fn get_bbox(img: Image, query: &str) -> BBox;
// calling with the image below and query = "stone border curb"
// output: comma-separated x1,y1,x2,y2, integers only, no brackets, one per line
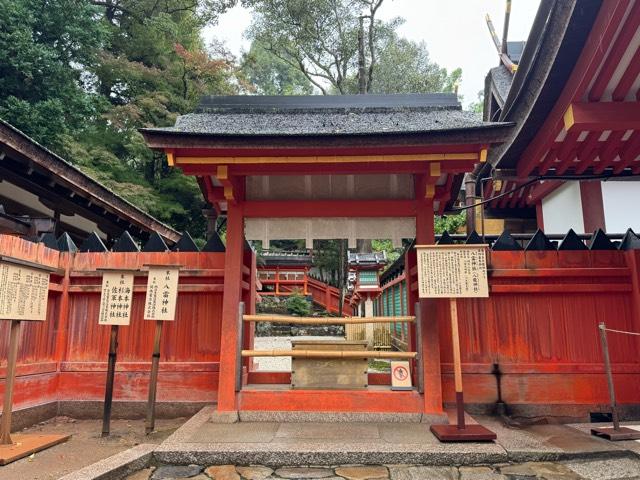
153,441,509,467
58,443,155,480
238,411,437,423
164,405,217,444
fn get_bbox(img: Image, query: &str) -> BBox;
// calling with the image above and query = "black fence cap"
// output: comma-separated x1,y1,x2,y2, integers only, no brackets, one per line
112,231,140,252
142,232,169,252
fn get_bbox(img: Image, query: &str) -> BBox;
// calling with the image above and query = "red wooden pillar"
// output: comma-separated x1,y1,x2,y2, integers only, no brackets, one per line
217,202,245,411
415,198,443,414
54,252,72,366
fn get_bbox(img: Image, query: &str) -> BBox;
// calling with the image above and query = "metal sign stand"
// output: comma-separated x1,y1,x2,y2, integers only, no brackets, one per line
591,322,640,441
430,299,497,442
145,320,163,434
102,324,119,437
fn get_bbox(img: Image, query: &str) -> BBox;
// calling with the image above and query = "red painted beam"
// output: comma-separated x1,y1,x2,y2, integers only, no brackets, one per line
526,180,563,206
613,47,640,101
613,132,640,173
517,1,631,177
243,199,418,218
174,144,487,158
593,130,626,174
538,149,559,175
589,1,640,102
179,161,475,176
574,140,602,175
565,102,640,132
571,132,601,174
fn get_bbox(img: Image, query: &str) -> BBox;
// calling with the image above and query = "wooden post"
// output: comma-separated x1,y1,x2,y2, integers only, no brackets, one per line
145,320,163,434
590,321,640,441
235,302,245,392
599,322,619,430
450,298,465,429
414,303,424,394
102,325,119,437
0,320,21,445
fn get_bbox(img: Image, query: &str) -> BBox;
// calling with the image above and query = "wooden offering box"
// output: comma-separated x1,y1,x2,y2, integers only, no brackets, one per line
291,340,369,390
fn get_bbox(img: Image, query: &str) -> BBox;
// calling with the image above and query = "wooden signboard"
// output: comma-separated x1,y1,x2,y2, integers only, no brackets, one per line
0,262,50,321
0,258,69,463
97,269,137,437
98,271,134,326
144,266,179,321
415,244,496,442
417,245,488,298
142,265,180,434
390,360,412,391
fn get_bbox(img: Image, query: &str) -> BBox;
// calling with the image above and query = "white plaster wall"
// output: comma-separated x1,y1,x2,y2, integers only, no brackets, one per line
602,181,640,233
541,182,584,234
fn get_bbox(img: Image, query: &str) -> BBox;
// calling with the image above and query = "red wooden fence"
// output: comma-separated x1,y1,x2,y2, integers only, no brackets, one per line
1,232,640,416
0,235,256,412
403,249,640,408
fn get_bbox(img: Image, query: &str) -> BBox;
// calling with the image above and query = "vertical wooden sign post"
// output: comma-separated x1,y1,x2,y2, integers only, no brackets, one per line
0,257,70,464
415,244,496,442
97,269,136,437
143,265,180,434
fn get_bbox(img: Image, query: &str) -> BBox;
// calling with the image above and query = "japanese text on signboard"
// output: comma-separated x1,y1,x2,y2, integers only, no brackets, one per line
98,272,134,325
144,267,179,321
0,262,50,321
416,246,489,298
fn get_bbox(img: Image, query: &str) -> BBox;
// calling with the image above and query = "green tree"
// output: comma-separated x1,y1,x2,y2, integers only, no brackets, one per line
241,41,314,95
468,90,484,114
0,0,107,151
0,0,242,241
435,213,466,234
358,29,462,94
245,0,389,94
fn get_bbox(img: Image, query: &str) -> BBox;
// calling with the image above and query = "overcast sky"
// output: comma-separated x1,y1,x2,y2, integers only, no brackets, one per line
203,0,541,108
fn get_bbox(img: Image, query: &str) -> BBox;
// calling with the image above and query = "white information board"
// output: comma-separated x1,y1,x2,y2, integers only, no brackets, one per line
98,271,135,325
416,245,489,298
144,266,179,321
0,262,50,321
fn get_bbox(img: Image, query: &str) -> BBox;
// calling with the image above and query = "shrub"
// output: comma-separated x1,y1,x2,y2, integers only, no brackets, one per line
286,291,312,316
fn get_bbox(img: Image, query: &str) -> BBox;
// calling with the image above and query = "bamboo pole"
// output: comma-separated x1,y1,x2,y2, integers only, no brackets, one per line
241,349,417,359
242,315,415,325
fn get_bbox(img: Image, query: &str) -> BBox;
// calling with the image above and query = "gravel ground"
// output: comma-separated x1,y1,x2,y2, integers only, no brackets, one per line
253,336,344,371
0,417,185,480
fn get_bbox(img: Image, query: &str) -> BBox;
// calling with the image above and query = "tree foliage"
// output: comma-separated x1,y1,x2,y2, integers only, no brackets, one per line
246,1,461,95
241,40,314,95
245,0,387,94
0,0,241,240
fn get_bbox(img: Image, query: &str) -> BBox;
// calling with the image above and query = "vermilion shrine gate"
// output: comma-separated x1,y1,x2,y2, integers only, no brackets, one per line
141,94,511,415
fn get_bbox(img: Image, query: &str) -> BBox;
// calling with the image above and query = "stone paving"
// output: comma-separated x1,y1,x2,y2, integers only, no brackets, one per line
125,459,640,480
62,407,640,480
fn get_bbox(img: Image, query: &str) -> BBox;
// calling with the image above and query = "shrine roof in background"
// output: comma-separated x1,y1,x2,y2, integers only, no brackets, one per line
140,94,513,150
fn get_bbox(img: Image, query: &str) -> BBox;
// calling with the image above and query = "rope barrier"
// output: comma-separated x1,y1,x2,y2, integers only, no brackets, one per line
600,326,640,336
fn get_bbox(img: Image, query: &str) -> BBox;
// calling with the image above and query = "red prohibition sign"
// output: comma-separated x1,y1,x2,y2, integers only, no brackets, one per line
393,365,409,381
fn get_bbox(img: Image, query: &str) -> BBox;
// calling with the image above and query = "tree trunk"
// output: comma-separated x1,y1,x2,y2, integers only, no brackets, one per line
358,16,367,94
